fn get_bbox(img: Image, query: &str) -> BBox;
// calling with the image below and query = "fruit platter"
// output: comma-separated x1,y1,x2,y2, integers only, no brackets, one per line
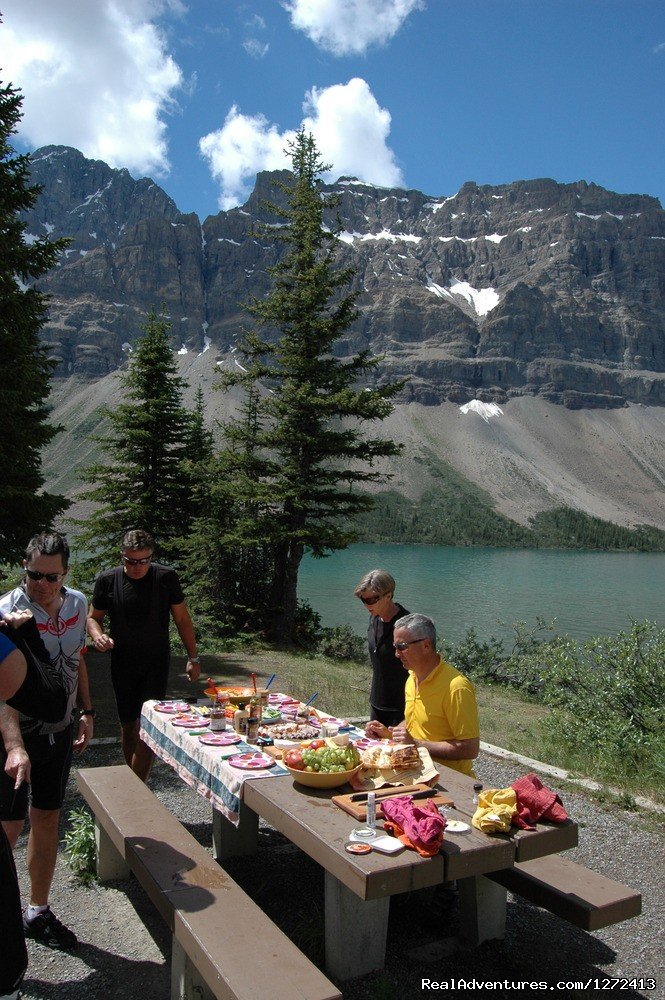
282,740,362,788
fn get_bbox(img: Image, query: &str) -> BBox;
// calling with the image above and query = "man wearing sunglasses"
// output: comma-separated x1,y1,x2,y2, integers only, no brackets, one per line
365,613,479,776
87,529,199,782
0,531,91,952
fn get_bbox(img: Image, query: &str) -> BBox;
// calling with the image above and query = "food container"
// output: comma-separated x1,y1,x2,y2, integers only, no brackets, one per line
209,707,226,732
283,763,362,789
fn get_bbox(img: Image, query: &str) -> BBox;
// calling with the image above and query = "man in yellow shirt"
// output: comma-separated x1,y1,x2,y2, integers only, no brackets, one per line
365,613,479,775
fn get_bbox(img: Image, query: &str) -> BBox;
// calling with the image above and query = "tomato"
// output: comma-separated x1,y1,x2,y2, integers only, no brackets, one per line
284,749,305,770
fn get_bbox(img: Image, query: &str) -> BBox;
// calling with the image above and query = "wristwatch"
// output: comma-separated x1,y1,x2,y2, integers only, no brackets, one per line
188,656,200,663
80,708,96,718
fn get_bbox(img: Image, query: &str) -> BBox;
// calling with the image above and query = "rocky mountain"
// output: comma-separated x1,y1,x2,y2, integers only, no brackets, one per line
20,146,665,535
24,145,665,409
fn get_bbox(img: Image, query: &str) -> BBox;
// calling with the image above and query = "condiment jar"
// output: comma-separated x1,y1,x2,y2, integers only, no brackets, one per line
209,705,226,732
472,782,483,806
246,697,261,743
234,702,249,736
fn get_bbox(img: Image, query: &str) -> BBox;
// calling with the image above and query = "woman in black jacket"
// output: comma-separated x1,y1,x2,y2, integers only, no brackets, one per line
354,569,409,728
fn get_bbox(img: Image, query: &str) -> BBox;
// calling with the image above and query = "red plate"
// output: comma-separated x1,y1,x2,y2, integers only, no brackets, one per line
154,701,190,714
345,842,372,855
198,733,242,746
228,752,276,770
171,715,210,727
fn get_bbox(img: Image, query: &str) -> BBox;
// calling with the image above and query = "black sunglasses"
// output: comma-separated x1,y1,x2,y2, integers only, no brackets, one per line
121,555,152,566
393,638,425,651
25,569,66,583
360,594,382,606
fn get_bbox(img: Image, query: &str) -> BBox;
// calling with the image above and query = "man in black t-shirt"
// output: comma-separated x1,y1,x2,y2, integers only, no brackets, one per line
87,530,200,781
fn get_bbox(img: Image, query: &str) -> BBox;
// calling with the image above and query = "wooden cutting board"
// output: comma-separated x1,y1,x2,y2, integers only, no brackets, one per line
332,783,454,821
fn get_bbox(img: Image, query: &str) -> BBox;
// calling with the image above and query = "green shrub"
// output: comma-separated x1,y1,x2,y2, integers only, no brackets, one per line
529,621,665,791
442,627,505,684
318,625,367,663
64,807,97,884
293,600,324,650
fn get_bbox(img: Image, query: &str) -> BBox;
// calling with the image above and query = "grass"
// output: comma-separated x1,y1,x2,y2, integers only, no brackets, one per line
89,644,547,754
88,643,661,806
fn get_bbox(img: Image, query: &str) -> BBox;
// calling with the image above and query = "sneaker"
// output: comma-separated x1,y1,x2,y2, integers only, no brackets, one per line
23,908,78,950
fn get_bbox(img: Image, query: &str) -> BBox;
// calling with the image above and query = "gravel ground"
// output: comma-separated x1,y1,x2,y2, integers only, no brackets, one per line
14,744,664,1000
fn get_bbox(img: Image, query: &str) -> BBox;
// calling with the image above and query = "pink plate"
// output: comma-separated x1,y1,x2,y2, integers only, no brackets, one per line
198,733,242,746
154,701,190,714
228,752,276,770
171,715,210,727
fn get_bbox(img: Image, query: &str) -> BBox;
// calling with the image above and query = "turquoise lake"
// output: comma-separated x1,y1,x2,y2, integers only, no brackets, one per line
298,544,665,647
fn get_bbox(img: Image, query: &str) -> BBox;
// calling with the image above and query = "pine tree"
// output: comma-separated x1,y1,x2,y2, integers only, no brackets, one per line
0,80,70,562
180,384,276,639
219,130,403,640
76,311,194,568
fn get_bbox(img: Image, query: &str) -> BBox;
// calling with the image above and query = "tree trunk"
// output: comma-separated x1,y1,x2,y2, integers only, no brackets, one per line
269,538,304,642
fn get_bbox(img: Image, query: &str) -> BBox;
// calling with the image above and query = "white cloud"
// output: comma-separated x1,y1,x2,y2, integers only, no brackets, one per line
1,0,184,177
243,39,270,59
654,42,665,55
303,78,403,187
199,106,294,211
283,0,424,56
199,78,403,210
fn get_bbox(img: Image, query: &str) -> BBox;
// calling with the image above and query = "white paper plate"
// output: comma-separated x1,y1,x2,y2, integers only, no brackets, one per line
445,820,470,833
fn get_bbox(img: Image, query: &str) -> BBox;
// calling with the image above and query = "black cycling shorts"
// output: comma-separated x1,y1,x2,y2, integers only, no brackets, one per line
111,654,170,725
0,723,74,818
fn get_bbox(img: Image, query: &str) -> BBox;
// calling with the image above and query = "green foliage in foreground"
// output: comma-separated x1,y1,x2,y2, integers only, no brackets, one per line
442,619,665,797
64,807,97,884
0,81,70,561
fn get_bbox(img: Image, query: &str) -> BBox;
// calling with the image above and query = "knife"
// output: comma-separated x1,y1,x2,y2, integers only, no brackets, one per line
350,786,438,804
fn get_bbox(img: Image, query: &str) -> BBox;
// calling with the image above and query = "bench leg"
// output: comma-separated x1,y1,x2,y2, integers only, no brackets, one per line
324,871,390,981
212,801,258,861
95,821,130,882
171,937,215,1000
458,875,507,945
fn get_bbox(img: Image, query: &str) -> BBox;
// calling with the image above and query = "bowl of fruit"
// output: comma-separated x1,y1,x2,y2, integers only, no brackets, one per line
283,740,363,788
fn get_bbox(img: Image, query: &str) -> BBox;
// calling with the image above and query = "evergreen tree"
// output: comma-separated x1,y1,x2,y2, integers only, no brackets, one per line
219,131,403,640
180,384,275,639
76,311,194,568
186,385,214,469
0,80,69,561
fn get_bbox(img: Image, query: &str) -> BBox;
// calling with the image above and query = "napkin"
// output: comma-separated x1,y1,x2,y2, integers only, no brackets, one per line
471,787,516,834
510,773,569,830
381,796,446,857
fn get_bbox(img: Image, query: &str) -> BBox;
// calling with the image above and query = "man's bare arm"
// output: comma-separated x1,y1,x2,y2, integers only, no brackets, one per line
0,703,30,789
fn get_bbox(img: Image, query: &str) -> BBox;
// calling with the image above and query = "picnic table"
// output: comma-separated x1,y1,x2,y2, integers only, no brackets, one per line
139,699,579,981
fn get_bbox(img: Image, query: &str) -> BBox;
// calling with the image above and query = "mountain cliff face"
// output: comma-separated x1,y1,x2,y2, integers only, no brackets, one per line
24,146,665,409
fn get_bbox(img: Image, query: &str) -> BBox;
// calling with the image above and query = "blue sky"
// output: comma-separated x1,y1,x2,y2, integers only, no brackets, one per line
3,1,664,220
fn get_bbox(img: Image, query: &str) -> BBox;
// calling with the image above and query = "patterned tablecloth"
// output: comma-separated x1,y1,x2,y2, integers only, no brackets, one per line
139,700,290,825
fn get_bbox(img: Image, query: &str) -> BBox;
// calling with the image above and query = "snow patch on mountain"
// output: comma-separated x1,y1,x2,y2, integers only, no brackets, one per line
459,400,504,422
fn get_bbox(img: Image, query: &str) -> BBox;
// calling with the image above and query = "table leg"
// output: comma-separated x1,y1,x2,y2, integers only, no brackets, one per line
324,870,390,981
212,801,259,861
457,874,507,945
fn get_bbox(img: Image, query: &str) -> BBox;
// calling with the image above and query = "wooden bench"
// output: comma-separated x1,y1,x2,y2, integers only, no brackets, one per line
488,854,642,931
77,765,341,1000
